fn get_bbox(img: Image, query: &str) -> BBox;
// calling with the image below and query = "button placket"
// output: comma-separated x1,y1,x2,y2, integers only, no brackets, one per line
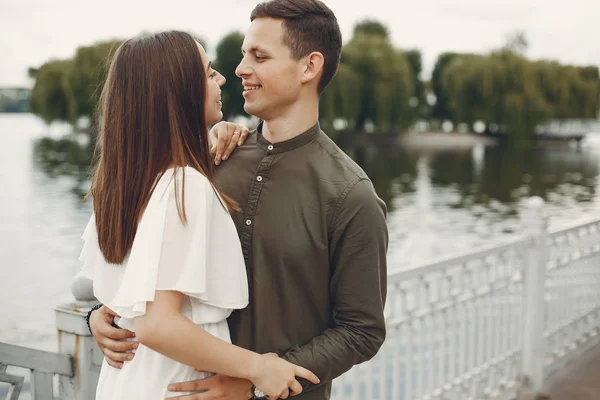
240,153,275,264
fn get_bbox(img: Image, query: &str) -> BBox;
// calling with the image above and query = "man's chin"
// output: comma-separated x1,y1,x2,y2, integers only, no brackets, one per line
244,103,266,120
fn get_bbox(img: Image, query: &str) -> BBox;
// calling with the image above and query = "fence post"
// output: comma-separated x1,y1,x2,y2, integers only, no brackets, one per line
55,272,102,399
518,196,548,400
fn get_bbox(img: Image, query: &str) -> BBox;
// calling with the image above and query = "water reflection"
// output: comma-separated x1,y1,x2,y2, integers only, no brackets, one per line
32,133,599,228
29,132,600,220
32,135,94,198
341,140,418,210
343,139,599,267
342,140,599,215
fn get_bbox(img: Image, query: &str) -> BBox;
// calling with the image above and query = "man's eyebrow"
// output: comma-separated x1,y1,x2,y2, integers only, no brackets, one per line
242,46,268,55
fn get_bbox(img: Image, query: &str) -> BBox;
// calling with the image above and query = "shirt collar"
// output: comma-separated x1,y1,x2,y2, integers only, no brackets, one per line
256,121,320,154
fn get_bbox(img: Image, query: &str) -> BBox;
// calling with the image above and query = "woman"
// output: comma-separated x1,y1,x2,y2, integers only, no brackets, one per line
80,31,319,399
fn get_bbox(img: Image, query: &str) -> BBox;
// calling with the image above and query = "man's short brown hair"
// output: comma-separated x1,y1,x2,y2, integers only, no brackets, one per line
251,0,342,94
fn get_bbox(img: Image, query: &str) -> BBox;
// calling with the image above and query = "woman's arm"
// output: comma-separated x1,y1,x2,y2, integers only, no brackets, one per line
134,290,320,399
134,290,258,379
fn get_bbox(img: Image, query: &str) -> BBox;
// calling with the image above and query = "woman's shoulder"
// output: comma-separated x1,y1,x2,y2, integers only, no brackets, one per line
157,166,213,196
160,167,223,215
173,166,212,188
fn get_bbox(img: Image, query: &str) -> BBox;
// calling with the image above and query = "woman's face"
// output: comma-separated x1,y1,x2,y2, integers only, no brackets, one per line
198,43,226,126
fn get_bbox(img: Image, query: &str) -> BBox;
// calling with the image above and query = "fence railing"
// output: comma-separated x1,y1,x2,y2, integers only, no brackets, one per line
0,342,73,400
544,220,600,374
0,277,102,400
331,197,600,400
2,197,600,399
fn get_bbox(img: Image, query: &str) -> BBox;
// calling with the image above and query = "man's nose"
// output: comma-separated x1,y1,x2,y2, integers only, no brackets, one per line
235,57,251,78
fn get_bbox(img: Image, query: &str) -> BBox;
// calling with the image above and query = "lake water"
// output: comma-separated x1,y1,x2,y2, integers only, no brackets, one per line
2,113,600,351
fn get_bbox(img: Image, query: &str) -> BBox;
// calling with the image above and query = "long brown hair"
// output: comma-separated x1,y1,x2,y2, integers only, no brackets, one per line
90,31,236,264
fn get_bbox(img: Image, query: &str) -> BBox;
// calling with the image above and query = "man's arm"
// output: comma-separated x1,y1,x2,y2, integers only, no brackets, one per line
280,178,388,392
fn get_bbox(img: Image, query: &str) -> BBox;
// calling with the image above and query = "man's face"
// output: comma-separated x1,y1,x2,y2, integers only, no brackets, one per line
236,17,304,120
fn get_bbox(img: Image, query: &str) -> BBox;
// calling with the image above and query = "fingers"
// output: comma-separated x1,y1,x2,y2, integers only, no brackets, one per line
208,125,220,154
96,321,135,340
215,132,228,165
165,393,206,400
294,366,320,385
104,356,123,370
289,379,303,396
100,305,121,318
279,388,290,399
222,130,239,161
103,347,134,363
99,323,136,340
238,126,250,146
101,337,138,353
213,123,250,165
167,376,213,393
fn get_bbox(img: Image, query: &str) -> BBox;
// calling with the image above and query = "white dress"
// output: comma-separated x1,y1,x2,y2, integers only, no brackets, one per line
80,167,249,399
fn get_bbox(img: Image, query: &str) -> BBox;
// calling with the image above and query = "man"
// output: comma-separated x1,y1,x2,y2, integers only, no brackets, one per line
88,1,388,399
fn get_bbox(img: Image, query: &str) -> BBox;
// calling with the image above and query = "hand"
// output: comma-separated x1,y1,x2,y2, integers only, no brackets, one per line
89,305,138,369
209,122,250,165
166,374,252,400
249,353,320,399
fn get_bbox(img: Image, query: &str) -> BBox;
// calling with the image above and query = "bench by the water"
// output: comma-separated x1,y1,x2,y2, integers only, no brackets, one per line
2,196,600,400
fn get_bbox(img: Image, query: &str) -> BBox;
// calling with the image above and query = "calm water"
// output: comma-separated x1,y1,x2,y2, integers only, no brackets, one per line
2,113,600,351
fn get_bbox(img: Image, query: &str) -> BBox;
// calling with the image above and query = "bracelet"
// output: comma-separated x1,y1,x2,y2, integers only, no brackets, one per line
85,303,103,334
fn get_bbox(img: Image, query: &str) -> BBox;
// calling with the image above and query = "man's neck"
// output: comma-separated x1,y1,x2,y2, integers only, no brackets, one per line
261,99,319,144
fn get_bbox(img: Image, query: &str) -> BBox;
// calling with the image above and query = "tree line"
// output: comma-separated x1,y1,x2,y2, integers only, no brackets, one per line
27,21,600,140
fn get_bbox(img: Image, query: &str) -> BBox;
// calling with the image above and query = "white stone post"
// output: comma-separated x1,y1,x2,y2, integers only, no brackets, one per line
518,196,548,400
55,272,102,400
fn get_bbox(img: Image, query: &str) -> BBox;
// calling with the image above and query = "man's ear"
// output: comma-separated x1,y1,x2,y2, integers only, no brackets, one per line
300,52,325,85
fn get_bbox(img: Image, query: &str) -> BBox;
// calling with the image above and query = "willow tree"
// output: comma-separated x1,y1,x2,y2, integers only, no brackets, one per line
430,52,461,121
320,63,361,131
341,30,414,133
64,40,122,125
28,60,72,124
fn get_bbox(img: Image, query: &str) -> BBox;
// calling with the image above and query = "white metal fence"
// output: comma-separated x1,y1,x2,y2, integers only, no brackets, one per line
332,197,600,400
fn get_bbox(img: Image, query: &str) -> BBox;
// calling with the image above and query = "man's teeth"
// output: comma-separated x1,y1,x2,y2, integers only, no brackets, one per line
244,86,261,91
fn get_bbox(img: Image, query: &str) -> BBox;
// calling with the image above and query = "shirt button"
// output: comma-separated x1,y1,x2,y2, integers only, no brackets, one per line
246,219,252,226
267,145,274,151
256,176,263,182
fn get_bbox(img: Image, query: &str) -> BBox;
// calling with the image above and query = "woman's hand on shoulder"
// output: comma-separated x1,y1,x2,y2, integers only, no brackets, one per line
209,122,250,165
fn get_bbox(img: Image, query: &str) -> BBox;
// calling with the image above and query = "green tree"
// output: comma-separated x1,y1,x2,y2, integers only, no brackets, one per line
352,20,390,40
28,60,72,124
405,49,425,118
64,40,122,125
440,51,552,140
320,63,361,131
214,32,245,119
431,52,461,121
341,28,414,133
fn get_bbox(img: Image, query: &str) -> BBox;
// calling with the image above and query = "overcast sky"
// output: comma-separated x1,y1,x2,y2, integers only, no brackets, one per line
1,0,599,87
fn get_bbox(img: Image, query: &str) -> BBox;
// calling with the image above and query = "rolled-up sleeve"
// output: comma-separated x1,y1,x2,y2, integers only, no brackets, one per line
281,178,388,391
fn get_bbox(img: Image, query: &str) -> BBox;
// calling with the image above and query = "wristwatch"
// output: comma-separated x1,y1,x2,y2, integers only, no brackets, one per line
251,385,267,399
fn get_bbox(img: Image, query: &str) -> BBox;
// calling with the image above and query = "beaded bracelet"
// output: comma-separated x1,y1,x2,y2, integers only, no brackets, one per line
85,303,103,334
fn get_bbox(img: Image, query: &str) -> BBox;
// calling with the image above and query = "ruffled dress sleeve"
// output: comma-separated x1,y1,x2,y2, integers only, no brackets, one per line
79,167,249,324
